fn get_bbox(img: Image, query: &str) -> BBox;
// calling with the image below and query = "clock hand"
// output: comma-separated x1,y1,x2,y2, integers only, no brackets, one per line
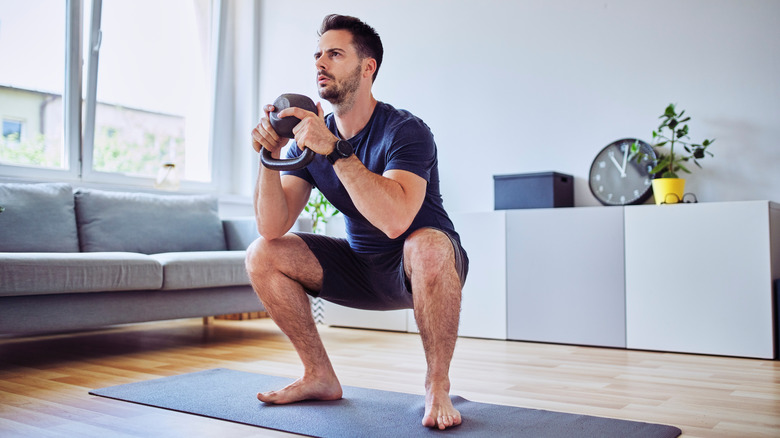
608,152,624,175
621,143,629,177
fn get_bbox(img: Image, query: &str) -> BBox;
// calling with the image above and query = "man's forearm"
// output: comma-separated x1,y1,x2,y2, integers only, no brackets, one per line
254,166,295,240
333,156,423,239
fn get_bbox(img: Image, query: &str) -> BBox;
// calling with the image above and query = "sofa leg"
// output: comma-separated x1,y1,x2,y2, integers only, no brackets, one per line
202,316,214,325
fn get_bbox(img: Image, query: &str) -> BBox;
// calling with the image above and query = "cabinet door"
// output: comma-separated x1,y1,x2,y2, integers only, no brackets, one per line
449,212,507,339
506,207,626,347
625,201,776,358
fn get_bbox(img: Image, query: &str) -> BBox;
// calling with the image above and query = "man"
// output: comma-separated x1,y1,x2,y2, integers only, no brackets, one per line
247,14,468,430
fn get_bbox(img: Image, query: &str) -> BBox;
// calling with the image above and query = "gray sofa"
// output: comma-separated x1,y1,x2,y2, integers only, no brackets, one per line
0,182,296,335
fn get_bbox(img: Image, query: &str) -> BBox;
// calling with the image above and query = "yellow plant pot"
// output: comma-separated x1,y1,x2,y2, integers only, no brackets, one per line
652,178,686,205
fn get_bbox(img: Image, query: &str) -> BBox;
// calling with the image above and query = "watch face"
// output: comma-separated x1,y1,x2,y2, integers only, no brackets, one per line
589,138,657,206
336,140,352,157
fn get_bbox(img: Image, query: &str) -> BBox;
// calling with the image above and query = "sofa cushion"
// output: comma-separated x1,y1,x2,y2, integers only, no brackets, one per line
75,189,227,254
0,252,163,297
151,251,250,290
0,183,80,252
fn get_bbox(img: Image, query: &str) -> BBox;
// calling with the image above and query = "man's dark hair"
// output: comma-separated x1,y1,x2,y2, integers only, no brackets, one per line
319,14,383,82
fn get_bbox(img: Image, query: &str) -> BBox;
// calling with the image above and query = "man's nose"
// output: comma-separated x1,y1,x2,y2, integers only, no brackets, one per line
315,54,327,71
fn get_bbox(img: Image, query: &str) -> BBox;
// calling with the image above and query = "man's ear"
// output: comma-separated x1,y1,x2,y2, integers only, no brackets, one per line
363,58,377,79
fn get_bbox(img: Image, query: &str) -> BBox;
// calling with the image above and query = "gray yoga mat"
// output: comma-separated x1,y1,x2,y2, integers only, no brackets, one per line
90,368,681,437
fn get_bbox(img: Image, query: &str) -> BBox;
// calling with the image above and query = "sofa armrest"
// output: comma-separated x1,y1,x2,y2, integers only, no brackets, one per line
222,217,312,250
222,218,259,250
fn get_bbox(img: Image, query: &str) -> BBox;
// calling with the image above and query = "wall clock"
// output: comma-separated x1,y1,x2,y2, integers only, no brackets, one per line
589,138,657,206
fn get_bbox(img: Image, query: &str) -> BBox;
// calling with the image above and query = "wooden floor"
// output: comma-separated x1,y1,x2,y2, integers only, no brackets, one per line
1,318,778,437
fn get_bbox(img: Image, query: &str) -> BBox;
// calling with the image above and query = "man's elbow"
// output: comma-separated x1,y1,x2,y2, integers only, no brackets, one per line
256,222,286,242
383,218,413,240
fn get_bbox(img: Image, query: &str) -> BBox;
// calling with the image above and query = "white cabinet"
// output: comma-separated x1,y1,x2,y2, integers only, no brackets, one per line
625,201,780,359
505,207,626,347
322,201,779,358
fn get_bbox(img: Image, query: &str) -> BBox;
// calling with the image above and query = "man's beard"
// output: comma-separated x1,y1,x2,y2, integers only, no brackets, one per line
318,63,362,113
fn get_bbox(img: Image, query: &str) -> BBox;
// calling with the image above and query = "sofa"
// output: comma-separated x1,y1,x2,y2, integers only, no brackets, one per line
0,182,303,335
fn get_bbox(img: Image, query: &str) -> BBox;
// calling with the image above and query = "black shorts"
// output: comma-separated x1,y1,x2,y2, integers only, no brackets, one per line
294,229,468,311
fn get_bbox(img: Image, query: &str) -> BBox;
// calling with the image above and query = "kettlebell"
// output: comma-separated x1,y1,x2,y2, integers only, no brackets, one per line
261,93,317,171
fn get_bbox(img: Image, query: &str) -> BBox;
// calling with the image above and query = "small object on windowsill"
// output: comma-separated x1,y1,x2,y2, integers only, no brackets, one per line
155,162,180,191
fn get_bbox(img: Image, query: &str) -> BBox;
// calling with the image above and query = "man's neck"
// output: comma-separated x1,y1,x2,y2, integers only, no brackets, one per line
333,91,377,140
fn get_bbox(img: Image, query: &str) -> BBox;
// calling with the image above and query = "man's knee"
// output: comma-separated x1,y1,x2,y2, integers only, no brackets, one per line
245,234,324,292
403,228,456,279
245,236,275,279
245,234,297,276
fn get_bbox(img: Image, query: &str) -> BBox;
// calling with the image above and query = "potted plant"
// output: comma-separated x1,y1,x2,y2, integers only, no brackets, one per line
304,189,340,233
634,103,715,204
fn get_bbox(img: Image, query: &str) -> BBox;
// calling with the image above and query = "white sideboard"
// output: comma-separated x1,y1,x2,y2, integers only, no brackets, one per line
321,202,779,358
624,201,780,359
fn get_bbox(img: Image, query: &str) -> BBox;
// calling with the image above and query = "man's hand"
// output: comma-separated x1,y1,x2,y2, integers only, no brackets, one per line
251,104,289,157
280,103,339,156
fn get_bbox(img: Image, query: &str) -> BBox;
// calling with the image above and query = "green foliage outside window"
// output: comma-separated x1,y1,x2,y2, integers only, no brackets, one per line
0,133,60,168
93,126,184,177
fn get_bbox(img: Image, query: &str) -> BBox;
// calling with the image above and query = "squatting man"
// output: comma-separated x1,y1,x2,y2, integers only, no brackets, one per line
246,14,469,430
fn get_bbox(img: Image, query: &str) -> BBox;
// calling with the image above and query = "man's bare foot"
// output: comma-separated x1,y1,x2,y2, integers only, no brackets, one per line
258,374,342,404
422,385,461,430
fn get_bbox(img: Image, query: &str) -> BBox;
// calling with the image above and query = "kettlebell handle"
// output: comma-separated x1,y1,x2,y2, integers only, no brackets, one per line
260,147,316,172
260,93,318,171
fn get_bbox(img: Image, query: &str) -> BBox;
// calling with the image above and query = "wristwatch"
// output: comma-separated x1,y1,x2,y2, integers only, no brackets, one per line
326,139,354,165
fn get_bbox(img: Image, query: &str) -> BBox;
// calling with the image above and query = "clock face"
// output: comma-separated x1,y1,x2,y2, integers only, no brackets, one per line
589,138,657,206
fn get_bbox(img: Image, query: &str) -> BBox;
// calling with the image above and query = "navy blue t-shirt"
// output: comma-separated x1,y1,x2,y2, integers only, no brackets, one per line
283,101,460,254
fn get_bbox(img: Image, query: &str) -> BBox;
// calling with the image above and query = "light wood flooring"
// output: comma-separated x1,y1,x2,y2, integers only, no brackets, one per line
1,318,778,437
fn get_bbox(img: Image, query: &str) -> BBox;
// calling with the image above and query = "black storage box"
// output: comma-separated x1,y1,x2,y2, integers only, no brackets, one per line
494,172,574,210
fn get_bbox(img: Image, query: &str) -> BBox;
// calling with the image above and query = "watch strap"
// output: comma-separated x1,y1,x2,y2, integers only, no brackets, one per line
327,139,353,165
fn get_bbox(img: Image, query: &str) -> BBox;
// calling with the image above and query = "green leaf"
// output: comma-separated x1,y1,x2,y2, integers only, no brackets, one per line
664,104,676,117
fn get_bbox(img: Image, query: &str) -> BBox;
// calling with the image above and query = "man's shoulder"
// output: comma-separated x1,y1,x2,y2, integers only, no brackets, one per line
375,102,431,136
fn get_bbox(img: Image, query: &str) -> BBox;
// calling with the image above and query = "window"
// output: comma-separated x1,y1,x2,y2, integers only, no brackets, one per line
0,0,217,187
2,119,23,140
0,0,67,170
85,0,214,183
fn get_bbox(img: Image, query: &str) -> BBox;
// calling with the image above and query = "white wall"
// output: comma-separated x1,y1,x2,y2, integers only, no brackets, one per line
248,0,780,212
